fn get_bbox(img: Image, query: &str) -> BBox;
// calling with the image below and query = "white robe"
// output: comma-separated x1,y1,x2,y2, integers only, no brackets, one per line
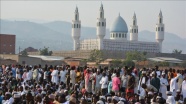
70,70,76,84
181,80,186,99
166,96,176,104
170,76,179,97
51,70,59,84
160,77,168,99
60,70,67,83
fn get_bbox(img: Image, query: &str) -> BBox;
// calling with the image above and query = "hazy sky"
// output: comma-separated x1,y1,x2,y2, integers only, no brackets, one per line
1,1,186,38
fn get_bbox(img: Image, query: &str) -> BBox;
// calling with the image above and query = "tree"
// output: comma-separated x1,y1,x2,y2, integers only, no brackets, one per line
125,51,146,62
88,49,104,65
122,60,135,66
20,49,28,56
39,47,53,56
111,59,122,67
172,49,182,54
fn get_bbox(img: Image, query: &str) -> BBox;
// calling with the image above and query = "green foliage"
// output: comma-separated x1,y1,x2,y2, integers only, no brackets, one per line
111,59,122,67
89,49,104,65
125,51,147,62
122,60,135,66
39,47,53,56
172,49,182,54
21,49,28,56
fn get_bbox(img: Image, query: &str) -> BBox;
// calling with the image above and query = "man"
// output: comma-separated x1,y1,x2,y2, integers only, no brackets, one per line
138,84,146,98
150,71,160,92
70,67,76,85
126,69,135,99
166,91,176,104
160,72,169,99
51,68,59,84
33,66,39,82
170,73,179,97
121,69,128,93
112,72,120,94
60,67,67,83
181,76,186,100
94,69,102,94
99,71,108,95
4,92,14,104
138,71,150,92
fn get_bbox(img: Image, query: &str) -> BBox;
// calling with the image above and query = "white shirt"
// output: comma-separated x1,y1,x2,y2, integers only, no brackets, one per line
99,76,108,88
4,97,14,104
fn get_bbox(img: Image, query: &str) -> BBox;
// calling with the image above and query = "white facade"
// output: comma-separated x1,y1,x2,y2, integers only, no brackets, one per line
72,6,81,50
71,5,164,53
130,13,138,41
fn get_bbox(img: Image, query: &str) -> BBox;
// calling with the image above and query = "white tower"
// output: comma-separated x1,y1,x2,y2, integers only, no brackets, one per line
130,12,138,41
72,6,81,50
96,3,106,50
155,10,164,52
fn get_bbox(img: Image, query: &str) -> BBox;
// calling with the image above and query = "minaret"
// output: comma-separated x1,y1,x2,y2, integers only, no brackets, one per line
72,6,81,50
130,12,138,41
155,10,164,52
96,3,106,50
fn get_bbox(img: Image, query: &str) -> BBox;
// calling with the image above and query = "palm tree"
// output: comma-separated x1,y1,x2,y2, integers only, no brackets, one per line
172,49,182,54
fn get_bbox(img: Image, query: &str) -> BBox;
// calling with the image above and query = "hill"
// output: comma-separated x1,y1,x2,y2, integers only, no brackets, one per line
0,19,185,53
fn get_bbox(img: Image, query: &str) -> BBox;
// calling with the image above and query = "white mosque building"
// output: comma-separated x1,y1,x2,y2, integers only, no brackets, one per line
72,4,164,53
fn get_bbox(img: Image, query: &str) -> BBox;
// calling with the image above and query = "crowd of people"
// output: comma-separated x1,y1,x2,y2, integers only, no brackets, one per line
0,64,186,104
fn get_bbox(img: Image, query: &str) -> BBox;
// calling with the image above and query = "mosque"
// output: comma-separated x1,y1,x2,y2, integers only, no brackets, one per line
71,4,164,53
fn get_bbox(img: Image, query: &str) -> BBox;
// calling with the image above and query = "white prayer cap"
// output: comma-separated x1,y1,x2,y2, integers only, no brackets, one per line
112,96,119,101
14,94,20,98
176,89,181,92
166,91,172,95
5,92,11,95
139,96,144,100
156,96,161,99
142,71,146,74
64,90,68,92
119,97,126,101
107,97,112,100
162,72,166,75
97,69,100,72
21,92,26,96
41,91,46,94
152,71,155,75
148,91,153,95
31,91,35,96
100,96,106,100
96,100,104,104
117,101,124,104
111,74,116,78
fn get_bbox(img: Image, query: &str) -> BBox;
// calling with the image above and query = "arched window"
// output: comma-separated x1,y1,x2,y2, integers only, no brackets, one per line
99,22,100,26
122,34,124,38
77,24,78,28
161,27,164,31
159,18,162,23
119,33,121,38
134,29,136,33
125,34,127,38
116,33,118,37
158,27,160,31
113,33,115,37
79,24,81,28
102,22,104,26
100,12,102,18
74,24,76,28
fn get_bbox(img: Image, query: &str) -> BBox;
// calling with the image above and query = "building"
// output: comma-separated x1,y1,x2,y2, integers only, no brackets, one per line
72,4,164,53
0,34,16,54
